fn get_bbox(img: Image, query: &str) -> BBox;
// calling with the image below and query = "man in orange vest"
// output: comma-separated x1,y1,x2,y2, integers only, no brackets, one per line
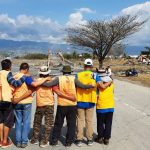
30,66,76,148
13,63,51,148
42,65,94,148
0,59,27,148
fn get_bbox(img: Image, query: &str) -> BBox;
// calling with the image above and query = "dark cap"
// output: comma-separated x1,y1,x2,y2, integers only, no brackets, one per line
62,65,72,73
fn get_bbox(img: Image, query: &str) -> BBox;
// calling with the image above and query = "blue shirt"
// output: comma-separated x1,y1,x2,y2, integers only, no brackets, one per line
96,108,114,113
25,76,33,86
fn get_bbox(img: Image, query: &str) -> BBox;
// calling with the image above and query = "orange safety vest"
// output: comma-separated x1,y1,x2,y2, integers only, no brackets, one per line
36,78,54,107
0,70,14,102
13,72,33,104
58,75,77,106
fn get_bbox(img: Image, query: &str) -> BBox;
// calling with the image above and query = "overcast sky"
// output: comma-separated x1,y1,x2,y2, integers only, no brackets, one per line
0,0,149,46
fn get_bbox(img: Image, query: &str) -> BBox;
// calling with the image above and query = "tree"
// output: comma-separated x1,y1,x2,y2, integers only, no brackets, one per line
66,15,146,68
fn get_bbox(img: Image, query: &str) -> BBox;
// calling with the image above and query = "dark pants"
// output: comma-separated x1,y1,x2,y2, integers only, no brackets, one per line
0,102,14,128
31,105,54,143
97,112,113,139
52,105,77,144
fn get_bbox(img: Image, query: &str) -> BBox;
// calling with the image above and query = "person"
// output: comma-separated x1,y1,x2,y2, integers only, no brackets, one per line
42,65,94,148
75,58,102,147
106,66,112,78
0,59,27,148
13,63,51,148
96,74,114,145
30,66,76,148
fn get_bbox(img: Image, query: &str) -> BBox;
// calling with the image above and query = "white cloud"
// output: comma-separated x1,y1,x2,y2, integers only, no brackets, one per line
0,14,64,43
121,1,150,46
66,7,95,28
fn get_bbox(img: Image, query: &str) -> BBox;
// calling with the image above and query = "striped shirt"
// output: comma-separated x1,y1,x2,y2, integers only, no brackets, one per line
7,72,26,88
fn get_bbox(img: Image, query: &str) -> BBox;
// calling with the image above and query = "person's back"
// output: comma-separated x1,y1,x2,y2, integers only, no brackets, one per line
36,77,54,107
77,70,97,105
96,76,114,145
58,75,77,106
76,59,100,147
97,83,114,110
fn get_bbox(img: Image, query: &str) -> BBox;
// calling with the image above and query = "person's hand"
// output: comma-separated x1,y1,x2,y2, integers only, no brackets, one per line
69,96,76,102
12,97,19,104
45,77,52,81
90,83,96,88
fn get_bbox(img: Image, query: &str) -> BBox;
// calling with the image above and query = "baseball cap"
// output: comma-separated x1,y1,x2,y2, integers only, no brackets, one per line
84,59,93,66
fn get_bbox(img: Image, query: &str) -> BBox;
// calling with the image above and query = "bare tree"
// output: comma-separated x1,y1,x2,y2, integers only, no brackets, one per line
66,15,146,68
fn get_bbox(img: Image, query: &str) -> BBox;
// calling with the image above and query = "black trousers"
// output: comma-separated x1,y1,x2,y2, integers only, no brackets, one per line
52,105,77,144
97,112,113,139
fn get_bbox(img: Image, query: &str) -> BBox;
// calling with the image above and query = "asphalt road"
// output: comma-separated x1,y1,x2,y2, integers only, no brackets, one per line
6,79,150,150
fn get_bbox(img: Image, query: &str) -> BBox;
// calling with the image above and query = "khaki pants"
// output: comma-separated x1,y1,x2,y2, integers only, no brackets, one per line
77,107,94,140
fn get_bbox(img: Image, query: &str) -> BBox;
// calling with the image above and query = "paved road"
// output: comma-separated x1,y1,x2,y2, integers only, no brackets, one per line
7,79,150,150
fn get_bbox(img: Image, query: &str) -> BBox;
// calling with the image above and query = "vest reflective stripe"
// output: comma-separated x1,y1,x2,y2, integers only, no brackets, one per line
36,78,54,106
13,72,32,104
96,83,114,109
0,70,14,102
58,75,77,106
76,71,97,103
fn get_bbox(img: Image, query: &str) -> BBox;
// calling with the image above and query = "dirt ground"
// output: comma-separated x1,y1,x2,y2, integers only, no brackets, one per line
12,58,150,87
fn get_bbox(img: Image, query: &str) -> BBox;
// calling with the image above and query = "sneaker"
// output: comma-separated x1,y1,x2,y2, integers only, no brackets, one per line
66,143,72,148
51,140,59,146
21,143,28,148
75,140,82,147
30,138,39,145
16,143,21,148
87,140,93,146
1,138,13,149
104,139,109,145
40,141,49,148
95,137,103,144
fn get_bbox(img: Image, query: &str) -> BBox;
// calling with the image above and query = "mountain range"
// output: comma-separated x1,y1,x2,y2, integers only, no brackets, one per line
0,39,145,56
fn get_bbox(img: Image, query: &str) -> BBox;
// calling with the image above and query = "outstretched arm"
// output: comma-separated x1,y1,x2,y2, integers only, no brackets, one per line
52,86,76,102
97,81,112,89
12,87,35,104
42,77,59,87
7,72,26,88
75,78,95,89
31,77,52,87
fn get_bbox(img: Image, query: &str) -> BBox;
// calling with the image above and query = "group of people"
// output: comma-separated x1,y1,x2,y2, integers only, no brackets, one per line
0,58,114,149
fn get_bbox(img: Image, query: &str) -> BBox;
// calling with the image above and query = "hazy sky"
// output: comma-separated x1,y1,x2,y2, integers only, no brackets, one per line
0,0,149,46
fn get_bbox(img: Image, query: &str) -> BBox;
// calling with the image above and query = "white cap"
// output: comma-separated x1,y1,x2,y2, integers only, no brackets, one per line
84,59,93,66
38,66,51,75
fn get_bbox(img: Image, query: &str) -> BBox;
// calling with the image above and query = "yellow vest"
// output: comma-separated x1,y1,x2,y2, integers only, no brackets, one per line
36,78,54,107
13,72,33,104
58,75,77,106
0,70,14,102
97,83,114,109
76,71,97,103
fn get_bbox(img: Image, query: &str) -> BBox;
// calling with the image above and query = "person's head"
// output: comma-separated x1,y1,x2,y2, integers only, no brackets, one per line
38,66,51,78
84,59,93,71
1,59,12,71
20,63,30,74
62,65,72,75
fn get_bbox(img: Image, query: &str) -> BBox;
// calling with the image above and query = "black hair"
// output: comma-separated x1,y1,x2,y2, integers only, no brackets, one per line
63,72,71,75
1,59,12,70
20,63,29,71
39,74,49,78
